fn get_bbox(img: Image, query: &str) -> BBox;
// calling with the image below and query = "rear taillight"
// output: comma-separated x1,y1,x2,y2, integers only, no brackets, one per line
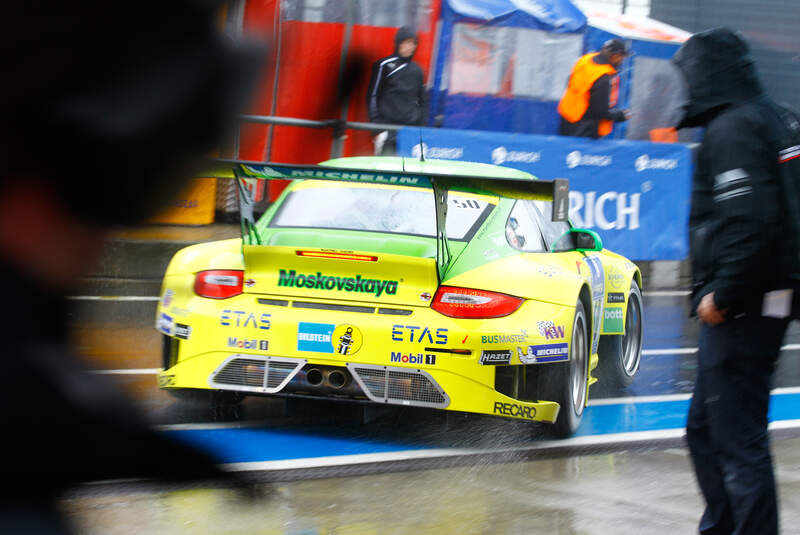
431,286,524,318
194,270,243,299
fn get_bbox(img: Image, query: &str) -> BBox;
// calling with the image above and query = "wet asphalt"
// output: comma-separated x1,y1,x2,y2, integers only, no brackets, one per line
58,226,800,534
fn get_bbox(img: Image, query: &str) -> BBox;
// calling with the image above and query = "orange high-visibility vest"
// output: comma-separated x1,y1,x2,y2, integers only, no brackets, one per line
558,53,618,137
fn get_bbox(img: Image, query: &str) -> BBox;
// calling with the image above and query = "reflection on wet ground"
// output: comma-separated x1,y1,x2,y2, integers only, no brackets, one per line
63,437,800,535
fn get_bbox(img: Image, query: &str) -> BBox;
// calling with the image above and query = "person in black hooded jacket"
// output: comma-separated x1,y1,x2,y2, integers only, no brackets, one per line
673,27,800,535
366,26,427,155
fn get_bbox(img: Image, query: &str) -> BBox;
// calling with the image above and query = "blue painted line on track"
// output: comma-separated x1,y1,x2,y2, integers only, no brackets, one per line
165,392,800,465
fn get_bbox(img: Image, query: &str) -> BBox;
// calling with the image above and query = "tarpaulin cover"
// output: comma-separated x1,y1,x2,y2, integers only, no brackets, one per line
431,0,587,135
397,126,693,260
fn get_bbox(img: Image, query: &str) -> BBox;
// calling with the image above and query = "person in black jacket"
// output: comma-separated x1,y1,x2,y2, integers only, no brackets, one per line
0,2,262,533
366,26,427,155
673,27,800,535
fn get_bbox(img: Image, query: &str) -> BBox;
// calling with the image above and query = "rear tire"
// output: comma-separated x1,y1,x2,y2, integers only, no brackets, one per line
539,299,589,438
597,280,643,388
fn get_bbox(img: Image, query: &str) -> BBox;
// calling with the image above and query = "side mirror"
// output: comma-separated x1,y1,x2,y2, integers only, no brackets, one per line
550,228,603,252
573,228,603,252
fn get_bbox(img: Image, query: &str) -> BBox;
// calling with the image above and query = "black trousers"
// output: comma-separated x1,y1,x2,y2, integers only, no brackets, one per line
687,314,790,535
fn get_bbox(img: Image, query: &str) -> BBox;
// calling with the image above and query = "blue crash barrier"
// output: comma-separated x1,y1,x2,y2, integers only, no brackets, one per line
397,127,692,261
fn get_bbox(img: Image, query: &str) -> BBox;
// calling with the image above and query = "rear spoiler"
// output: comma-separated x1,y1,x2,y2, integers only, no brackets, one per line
204,159,569,280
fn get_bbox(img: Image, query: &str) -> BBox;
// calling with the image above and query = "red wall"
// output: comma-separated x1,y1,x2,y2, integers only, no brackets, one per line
237,0,441,199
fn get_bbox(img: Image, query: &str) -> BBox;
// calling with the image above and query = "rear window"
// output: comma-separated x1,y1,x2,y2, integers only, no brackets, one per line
270,187,495,241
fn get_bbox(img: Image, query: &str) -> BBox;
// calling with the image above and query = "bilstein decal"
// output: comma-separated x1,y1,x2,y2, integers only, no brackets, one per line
278,269,398,297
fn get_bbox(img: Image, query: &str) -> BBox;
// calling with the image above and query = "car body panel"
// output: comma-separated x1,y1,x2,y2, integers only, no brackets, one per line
156,158,640,428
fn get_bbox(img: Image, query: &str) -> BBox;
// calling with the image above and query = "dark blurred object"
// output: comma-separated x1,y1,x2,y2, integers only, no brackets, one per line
0,2,265,533
1,0,264,226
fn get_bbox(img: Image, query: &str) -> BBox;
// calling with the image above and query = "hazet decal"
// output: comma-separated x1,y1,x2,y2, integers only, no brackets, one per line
278,269,398,297
175,323,192,340
392,325,447,345
480,350,512,365
162,289,174,308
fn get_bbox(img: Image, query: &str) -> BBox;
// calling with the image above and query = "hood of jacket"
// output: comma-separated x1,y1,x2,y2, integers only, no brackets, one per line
394,26,418,63
672,27,763,128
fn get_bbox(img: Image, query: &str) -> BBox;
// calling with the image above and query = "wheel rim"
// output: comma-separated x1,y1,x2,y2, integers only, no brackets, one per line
621,288,642,376
570,311,588,416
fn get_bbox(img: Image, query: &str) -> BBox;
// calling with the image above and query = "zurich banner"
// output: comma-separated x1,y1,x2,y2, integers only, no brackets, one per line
397,127,692,260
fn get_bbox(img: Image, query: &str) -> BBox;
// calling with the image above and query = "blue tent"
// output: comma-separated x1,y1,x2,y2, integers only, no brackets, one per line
430,0,587,135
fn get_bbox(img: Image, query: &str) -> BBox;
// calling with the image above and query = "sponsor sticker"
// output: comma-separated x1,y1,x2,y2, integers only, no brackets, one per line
516,343,569,364
493,401,536,420
174,323,192,340
604,307,624,331
227,337,269,351
607,268,626,289
480,350,512,365
392,325,447,345
220,310,271,330
537,321,565,340
635,154,678,172
333,324,363,355
607,292,625,304
157,313,174,336
390,352,436,365
158,374,176,387
161,289,174,308
481,333,526,344
278,269,398,297
297,322,335,352
297,322,362,354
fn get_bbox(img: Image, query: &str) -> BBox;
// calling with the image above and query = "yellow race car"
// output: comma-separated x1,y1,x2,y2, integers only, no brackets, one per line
156,157,642,436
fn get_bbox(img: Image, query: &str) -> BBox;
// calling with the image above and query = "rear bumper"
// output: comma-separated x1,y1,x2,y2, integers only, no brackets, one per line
159,351,560,424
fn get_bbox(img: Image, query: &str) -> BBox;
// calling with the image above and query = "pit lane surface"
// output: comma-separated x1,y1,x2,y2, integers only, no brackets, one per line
69,290,800,473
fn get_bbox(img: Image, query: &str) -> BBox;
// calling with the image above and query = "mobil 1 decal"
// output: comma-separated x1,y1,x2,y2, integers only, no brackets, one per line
583,255,605,355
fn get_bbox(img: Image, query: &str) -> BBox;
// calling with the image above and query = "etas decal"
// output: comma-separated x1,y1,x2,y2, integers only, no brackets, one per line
278,269,398,297
220,310,271,330
392,325,447,344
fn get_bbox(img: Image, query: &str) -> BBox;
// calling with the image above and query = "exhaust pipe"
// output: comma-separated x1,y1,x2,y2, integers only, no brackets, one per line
328,370,348,389
306,368,324,386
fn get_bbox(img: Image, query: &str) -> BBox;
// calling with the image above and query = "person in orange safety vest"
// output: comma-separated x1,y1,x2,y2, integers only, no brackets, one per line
558,38,631,139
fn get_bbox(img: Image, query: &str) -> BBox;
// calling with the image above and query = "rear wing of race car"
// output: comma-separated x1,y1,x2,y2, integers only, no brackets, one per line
204,159,569,281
